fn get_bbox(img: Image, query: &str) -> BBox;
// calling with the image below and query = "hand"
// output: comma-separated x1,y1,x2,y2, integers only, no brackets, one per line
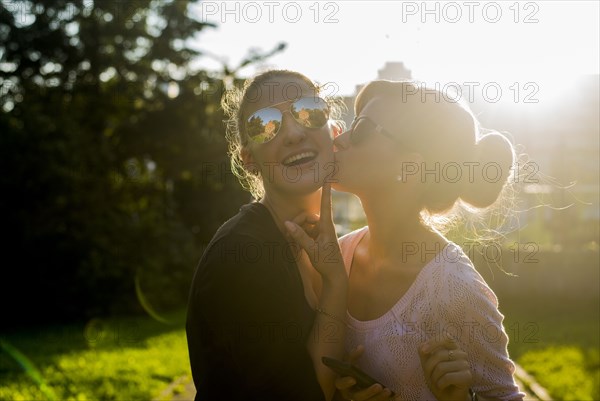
287,211,319,241
334,346,396,401
285,183,344,279
418,334,473,401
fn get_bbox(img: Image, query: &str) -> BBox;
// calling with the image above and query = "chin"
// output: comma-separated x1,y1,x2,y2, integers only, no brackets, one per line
271,167,322,195
285,179,323,196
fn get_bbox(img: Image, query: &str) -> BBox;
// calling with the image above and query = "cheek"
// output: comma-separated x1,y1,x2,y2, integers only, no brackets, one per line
344,148,393,183
345,145,375,166
316,129,335,159
248,148,279,178
318,127,335,145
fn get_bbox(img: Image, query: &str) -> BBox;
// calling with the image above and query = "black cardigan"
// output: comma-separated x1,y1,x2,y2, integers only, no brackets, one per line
186,202,326,401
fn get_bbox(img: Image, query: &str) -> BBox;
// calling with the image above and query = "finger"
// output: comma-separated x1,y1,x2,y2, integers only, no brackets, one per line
335,376,357,390
304,217,320,239
304,213,320,224
320,182,333,225
422,350,469,387
419,333,459,356
349,383,384,401
436,369,473,391
418,344,435,384
284,221,315,253
291,212,319,228
292,212,308,226
434,348,467,367
306,224,320,240
291,212,319,226
430,359,470,386
291,212,320,240
421,348,464,380
366,388,393,401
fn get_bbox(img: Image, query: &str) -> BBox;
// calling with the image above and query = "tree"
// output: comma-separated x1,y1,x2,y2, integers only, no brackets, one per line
0,0,282,327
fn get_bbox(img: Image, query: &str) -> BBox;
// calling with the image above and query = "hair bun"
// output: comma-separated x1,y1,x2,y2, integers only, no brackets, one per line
460,132,514,208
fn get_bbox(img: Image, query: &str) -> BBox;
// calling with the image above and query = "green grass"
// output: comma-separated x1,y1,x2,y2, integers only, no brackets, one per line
2,300,598,401
0,311,190,400
502,299,599,401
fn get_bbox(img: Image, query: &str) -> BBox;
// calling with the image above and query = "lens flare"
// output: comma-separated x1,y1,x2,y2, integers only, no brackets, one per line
0,338,57,400
134,270,173,325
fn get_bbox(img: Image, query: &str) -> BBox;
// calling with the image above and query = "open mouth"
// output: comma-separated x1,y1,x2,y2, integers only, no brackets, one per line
282,151,317,167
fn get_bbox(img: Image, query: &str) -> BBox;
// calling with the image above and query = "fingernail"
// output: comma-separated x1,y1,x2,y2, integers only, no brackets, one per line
284,221,296,232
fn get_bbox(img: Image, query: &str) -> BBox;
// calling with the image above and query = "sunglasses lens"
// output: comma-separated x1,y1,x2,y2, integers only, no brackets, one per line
246,108,282,143
290,97,329,129
245,97,328,144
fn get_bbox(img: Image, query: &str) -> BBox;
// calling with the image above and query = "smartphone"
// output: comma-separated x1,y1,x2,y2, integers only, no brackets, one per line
321,356,394,395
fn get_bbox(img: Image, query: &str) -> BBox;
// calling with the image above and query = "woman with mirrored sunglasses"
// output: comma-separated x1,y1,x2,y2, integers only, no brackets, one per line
332,81,525,401
186,70,348,401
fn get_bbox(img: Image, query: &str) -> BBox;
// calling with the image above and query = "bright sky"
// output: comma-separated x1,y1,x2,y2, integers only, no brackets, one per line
190,1,599,97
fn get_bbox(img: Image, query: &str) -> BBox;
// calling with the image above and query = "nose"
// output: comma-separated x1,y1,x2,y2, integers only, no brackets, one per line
333,129,352,150
280,112,307,145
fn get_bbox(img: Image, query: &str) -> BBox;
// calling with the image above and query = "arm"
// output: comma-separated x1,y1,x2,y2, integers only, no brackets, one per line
431,258,525,401
286,184,349,400
308,269,348,401
191,235,326,401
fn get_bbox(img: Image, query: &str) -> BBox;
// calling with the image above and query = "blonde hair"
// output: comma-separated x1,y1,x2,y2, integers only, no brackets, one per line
222,70,346,200
355,80,517,236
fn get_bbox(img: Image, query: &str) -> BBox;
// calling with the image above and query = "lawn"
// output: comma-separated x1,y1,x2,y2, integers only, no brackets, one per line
502,298,600,401
0,311,190,400
1,300,598,401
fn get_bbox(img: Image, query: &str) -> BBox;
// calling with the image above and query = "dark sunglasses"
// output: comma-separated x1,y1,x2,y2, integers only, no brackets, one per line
347,115,400,144
245,97,330,144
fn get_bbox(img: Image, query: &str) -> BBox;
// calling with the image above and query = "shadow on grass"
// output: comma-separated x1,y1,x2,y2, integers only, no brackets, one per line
1,308,192,399
1,308,189,367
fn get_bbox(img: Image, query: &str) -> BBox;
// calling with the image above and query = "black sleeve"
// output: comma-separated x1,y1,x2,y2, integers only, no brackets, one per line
188,234,325,401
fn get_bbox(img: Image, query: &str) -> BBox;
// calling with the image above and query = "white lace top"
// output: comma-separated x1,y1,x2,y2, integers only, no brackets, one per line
340,227,525,401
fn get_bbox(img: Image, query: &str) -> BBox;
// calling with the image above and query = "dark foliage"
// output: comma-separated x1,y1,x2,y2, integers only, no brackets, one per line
0,0,270,328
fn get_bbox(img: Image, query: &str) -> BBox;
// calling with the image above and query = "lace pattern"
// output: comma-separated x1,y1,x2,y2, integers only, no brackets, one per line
340,227,525,401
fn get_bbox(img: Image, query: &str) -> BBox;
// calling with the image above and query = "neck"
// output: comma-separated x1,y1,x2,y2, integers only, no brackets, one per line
260,189,321,233
358,190,436,263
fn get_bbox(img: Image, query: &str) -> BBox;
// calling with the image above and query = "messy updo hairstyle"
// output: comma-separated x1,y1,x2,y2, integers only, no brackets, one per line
222,70,346,200
354,80,517,235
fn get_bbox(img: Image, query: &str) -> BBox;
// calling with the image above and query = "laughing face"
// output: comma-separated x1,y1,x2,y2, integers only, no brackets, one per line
241,75,335,198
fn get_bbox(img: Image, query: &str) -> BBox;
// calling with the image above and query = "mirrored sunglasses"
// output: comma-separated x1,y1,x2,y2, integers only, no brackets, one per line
245,97,330,144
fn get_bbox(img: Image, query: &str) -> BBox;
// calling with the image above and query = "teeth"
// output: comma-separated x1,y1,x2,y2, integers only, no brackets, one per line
283,151,316,165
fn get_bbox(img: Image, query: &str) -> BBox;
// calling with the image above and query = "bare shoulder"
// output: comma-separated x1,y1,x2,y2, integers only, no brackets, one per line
338,226,368,250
